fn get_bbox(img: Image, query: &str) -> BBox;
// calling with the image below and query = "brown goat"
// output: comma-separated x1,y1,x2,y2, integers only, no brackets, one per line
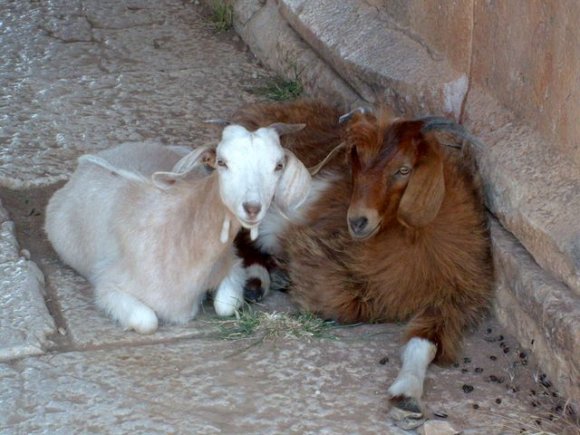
233,100,493,421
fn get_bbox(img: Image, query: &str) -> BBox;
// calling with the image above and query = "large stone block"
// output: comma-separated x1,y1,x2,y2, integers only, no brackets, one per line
465,89,580,296
363,0,473,74
279,0,469,119
471,0,580,162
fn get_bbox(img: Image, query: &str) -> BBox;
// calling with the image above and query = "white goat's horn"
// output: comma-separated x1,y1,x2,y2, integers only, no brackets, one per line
203,119,231,127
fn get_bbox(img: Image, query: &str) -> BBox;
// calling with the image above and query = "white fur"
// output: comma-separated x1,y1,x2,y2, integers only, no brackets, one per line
388,338,437,400
45,127,311,333
213,259,246,316
256,172,338,256
216,125,310,232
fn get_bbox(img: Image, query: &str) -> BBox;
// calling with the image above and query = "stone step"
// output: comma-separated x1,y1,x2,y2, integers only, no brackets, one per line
465,89,580,296
0,199,56,362
491,217,580,402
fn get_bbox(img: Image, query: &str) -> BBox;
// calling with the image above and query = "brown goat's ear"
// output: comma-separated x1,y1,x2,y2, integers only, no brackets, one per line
397,143,445,228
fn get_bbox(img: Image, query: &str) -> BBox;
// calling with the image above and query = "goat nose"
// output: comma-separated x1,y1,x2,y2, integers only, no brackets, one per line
243,202,262,219
349,216,368,234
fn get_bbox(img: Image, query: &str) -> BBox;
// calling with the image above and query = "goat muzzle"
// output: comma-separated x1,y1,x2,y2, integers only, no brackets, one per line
347,209,381,240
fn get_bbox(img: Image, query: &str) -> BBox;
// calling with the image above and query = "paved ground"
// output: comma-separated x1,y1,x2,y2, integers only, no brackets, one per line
0,1,578,434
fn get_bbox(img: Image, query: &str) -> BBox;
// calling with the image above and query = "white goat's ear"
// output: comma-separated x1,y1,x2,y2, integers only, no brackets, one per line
151,171,181,189
151,146,215,189
203,119,231,127
268,123,306,136
78,155,147,183
274,149,311,212
171,146,215,173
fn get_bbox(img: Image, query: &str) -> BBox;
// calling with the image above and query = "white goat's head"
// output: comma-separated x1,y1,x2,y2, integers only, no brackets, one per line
149,123,310,240
213,123,309,230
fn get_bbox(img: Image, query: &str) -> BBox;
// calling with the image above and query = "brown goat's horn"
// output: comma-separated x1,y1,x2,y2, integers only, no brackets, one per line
419,117,484,150
308,142,346,176
339,107,373,124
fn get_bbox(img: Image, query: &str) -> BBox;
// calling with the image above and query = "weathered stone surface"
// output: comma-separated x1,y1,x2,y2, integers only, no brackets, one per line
0,221,19,265
465,89,580,296
491,217,580,402
0,322,571,435
0,336,403,434
418,420,459,435
363,0,473,74
0,200,55,361
1,68,264,189
471,1,580,162
232,0,362,107
0,0,271,189
279,0,468,119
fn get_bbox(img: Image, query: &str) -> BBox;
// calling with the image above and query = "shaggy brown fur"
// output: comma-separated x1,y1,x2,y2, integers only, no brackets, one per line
234,100,493,364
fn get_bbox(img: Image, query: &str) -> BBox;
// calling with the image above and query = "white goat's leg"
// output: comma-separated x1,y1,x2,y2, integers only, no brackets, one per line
387,337,437,427
95,284,159,334
214,259,245,317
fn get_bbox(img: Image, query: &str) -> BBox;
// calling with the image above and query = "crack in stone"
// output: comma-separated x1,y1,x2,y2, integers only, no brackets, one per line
363,2,445,63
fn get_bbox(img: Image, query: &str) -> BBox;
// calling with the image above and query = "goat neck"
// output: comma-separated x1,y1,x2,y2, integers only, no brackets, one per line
157,173,240,247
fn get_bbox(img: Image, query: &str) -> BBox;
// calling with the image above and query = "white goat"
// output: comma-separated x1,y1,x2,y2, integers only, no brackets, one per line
45,124,309,333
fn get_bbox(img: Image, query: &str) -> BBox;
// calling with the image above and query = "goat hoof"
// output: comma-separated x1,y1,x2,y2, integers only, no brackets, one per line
244,277,265,302
388,395,425,430
127,308,159,334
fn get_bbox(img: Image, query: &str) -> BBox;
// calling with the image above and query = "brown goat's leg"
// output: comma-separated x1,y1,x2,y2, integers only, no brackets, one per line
387,337,437,429
388,303,466,427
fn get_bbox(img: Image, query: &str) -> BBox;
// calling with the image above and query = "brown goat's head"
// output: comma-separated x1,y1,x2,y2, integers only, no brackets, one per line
344,111,445,240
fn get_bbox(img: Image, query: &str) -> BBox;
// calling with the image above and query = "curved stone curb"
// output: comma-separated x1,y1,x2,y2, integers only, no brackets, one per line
0,198,56,362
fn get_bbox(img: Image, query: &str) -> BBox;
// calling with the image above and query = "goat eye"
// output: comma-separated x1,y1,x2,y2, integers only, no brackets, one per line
398,166,411,176
275,162,284,172
217,159,228,168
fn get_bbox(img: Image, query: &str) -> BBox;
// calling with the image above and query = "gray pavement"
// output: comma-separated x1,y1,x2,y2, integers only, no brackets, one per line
0,1,577,433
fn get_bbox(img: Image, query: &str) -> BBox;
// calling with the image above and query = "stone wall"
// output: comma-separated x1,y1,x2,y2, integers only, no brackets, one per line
369,0,580,163
229,0,580,403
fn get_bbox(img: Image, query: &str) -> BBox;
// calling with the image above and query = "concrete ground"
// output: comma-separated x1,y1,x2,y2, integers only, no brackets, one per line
0,1,577,434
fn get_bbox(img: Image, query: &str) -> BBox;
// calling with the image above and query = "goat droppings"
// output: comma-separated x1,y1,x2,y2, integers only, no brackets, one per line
462,384,474,393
